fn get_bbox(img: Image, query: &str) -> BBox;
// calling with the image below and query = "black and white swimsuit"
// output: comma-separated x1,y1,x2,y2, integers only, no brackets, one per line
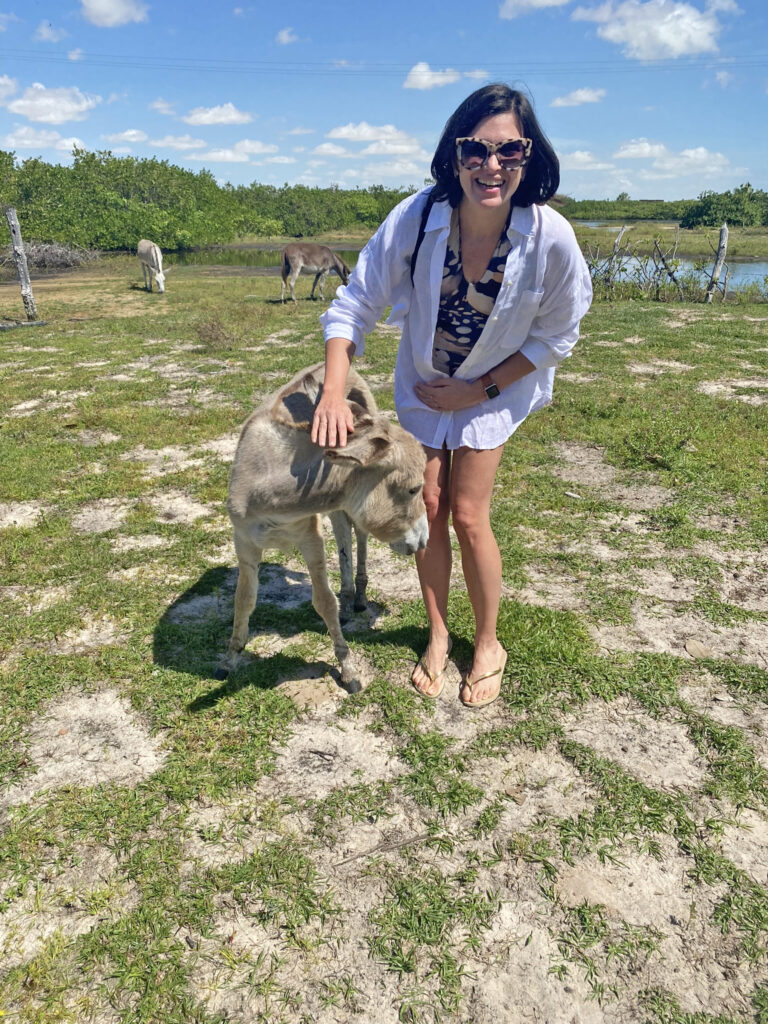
431,208,513,377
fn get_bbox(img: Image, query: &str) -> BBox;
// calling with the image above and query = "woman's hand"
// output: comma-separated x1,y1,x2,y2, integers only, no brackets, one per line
311,393,355,448
414,377,484,412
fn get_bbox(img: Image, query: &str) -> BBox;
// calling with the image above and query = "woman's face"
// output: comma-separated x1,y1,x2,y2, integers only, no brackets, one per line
456,111,526,215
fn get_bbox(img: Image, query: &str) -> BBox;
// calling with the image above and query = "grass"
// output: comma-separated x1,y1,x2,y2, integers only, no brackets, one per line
1,257,768,1022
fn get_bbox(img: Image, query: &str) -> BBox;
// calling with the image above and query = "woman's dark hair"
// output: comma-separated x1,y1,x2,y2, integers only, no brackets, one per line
430,82,559,208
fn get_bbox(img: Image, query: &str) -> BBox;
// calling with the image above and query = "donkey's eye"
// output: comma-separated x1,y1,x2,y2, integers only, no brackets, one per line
408,485,422,496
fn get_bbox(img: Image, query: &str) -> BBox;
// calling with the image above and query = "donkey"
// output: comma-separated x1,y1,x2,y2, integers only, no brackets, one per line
223,363,428,692
280,243,350,303
138,239,166,294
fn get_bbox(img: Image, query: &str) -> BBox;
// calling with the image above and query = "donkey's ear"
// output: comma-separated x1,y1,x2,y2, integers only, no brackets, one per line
323,432,391,467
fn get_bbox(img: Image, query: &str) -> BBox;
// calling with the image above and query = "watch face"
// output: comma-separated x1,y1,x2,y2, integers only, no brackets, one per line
485,383,500,399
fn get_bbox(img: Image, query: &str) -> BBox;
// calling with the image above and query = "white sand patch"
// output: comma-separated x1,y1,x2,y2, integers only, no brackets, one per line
147,490,216,524
53,615,126,654
139,386,231,411
622,565,699,603
552,442,617,486
2,584,70,614
692,512,746,534
592,602,768,668
197,434,239,460
0,845,140,970
265,708,405,802
622,335,646,345
696,378,768,406
78,429,121,447
462,745,598,828
0,690,166,813
71,498,135,533
9,389,90,417
0,501,49,528
563,698,707,792
628,359,695,374
120,444,205,478
717,809,768,885
110,533,167,552
554,840,754,1019
514,565,589,614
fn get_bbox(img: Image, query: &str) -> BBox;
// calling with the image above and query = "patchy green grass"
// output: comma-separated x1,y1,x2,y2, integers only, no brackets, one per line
1,261,767,1022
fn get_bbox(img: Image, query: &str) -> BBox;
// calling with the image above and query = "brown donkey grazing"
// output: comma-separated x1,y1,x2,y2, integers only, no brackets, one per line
280,243,350,303
223,363,428,692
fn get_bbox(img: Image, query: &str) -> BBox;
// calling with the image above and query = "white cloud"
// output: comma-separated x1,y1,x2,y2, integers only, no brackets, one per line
404,62,461,90
68,48,85,61
102,129,147,143
276,26,298,44
80,0,148,27
715,69,733,86
182,102,252,125
328,121,413,144
287,126,314,135
150,134,206,150
7,83,101,124
312,142,348,156
360,139,430,159
500,0,572,15
363,158,426,179
35,21,68,42
190,139,278,162
551,87,606,106
0,75,17,102
613,136,734,176
463,69,490,80
571,0,740,60
613,137,669,158
1,125,85,152
150,97,174,116
264,155,296,164
559,149,615,170
0,13,20,31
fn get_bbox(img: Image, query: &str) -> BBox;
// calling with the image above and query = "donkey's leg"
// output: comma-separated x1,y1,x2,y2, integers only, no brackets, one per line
329,510,355,623
353,523,369,611
316,269,329,300
296,517,364,693
280,275,286,302
310,271,323,300
289,268,300,303
141,263,149,290
226,530,264,665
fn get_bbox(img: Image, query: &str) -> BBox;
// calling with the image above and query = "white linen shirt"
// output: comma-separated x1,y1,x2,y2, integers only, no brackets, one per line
320,187,592,450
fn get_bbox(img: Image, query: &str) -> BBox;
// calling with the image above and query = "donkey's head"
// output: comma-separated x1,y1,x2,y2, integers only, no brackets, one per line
334,256,351,286
324,413,427,555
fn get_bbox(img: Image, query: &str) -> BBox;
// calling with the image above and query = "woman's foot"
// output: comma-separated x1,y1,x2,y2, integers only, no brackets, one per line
411,635,452,698
460,641,507,708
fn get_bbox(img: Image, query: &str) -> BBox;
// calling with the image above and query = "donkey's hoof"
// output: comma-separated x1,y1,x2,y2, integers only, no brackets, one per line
214,666,229,681
343,678,363,695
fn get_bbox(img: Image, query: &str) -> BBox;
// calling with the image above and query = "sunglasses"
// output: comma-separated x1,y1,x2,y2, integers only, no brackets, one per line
455,137,532,171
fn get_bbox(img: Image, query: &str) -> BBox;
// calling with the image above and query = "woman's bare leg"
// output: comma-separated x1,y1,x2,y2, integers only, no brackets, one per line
449,444,507,705
411,445,453,695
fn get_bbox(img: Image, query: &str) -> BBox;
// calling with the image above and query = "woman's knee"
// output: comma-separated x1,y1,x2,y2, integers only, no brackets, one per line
451,497,490,539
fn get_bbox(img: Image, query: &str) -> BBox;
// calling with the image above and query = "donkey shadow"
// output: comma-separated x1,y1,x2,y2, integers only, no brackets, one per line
152,563,395,710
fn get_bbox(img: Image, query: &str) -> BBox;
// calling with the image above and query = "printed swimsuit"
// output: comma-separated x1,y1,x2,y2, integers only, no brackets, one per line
431,209,513,377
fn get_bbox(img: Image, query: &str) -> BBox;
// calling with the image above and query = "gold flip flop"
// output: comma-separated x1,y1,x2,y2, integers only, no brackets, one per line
411,639,453,699
460,649,508,709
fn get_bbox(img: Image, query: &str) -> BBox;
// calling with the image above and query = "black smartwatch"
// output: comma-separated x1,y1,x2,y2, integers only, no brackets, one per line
481,373,500,400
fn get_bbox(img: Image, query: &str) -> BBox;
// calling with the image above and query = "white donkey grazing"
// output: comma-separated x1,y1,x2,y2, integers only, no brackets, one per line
280,243,350,303
138,239,166,294
222,363,428,693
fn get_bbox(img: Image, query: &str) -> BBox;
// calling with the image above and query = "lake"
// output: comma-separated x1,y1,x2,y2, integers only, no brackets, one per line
169,246,768,293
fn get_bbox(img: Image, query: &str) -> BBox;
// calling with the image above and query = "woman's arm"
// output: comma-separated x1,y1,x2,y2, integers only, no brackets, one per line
414,349,536,411
311,337,356,447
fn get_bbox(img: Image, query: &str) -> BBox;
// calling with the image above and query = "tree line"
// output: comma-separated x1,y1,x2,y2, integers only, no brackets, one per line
1,148,765,251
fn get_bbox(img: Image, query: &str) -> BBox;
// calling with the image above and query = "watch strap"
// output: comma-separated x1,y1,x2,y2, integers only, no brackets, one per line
481,372,500,399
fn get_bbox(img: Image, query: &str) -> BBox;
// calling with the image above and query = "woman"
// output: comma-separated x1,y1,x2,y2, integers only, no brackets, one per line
312,83,592,707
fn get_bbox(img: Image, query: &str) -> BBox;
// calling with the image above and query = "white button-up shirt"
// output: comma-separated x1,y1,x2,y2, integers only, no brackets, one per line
320,187,592,450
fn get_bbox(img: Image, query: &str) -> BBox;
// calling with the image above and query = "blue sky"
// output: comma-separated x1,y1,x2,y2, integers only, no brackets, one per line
0,0,766,200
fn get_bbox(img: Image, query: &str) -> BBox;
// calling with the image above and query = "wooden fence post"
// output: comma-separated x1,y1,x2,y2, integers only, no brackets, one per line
705,223,729,304
4,206,39,322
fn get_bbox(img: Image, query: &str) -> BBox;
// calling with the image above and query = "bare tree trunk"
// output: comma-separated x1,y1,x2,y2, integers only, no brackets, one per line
705,223,729,304
4,206,39,321
654,240,684,300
